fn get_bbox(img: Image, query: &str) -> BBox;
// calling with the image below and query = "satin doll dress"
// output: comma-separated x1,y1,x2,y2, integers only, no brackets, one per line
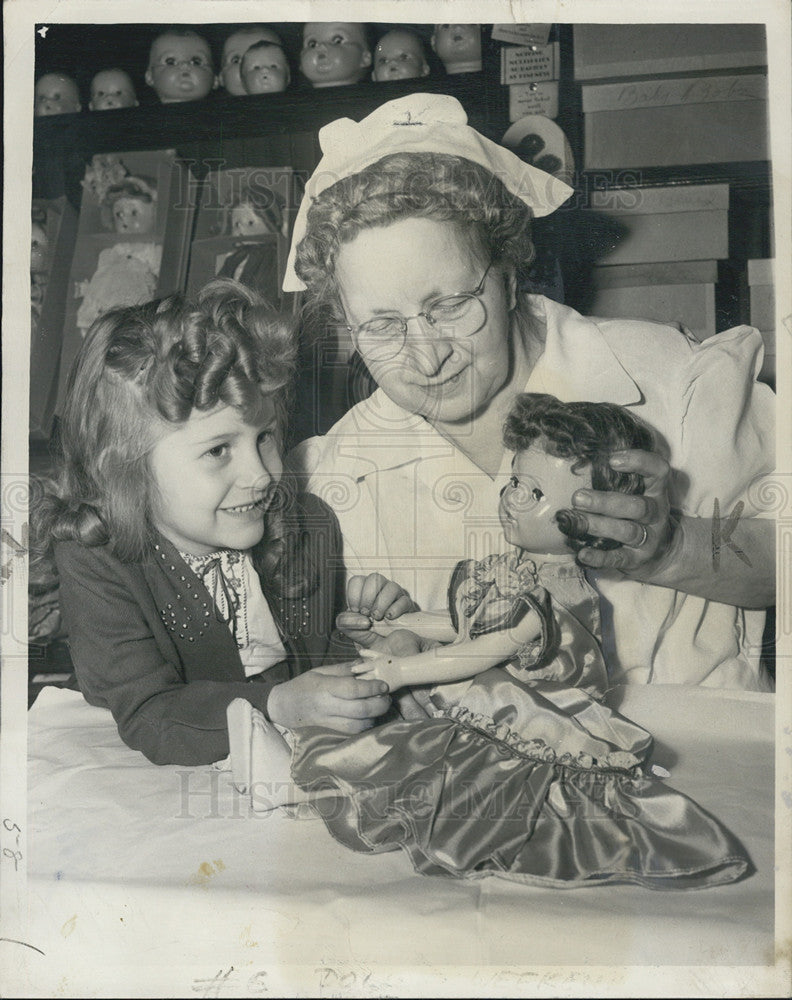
289,552,750,889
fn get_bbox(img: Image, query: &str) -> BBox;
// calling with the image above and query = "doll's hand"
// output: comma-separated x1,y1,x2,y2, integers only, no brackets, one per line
572,449,676,576
266,662,390,734
350,653,405,692
346,573,417,622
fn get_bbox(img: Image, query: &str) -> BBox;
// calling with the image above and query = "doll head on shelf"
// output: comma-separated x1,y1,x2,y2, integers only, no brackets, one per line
145,29,216,104
300,22,371,88
241,42,291,95
431,24,482,75
500,394,653,556
372,29,430,82
220,25,283,95
89,69,138,111
100,177,158,234
35,73,82,116
229,180,286,239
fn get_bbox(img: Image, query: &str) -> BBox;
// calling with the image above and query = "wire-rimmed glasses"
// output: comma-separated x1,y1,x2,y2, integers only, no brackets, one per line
346,260,493,363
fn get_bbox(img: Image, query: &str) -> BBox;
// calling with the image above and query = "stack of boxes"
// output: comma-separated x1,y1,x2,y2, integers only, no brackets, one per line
573,24,771,353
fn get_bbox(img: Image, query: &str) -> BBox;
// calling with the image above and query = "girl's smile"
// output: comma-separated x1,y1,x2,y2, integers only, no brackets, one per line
149,401,282,556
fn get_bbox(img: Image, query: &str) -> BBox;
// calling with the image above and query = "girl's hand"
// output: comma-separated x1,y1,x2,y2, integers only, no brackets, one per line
266,662,391,734
572,449,676,575
346,573,417,622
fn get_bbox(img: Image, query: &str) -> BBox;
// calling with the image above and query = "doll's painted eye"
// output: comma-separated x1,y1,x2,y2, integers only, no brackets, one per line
331,34,347,45
509,475,519,490
531,487,544,501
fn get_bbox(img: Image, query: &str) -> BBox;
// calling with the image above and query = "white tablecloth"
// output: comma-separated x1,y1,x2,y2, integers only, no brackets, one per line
19,684,778,996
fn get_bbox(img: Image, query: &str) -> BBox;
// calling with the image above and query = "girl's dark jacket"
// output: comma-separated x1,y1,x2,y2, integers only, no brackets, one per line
54,493,354,766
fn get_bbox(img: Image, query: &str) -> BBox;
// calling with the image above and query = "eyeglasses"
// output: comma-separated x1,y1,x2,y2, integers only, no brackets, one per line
346,261,493,363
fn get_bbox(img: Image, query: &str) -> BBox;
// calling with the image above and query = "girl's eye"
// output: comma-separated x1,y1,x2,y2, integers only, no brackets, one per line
205,443,229,459
531,487,544,501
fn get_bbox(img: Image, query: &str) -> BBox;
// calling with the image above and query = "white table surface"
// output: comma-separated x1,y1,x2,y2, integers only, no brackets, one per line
15,683,780,996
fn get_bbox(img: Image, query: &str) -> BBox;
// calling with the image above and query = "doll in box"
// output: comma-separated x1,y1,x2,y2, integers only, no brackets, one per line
213,182,287,304
88,69,139,111
35,72,82,116
219,25,283,95
31,208,51,324
145,28,216,104
75,242,162,334
372,29,430,82
431,24,482,74
300,22,371,88
240,41,291,95
100,177,158,235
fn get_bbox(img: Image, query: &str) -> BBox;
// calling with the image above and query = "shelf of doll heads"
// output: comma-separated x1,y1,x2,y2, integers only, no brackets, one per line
32,23,509,197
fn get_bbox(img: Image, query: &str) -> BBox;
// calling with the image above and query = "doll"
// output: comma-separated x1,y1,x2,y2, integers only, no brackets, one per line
100,177,158,234
145,28,216,104
240,41,291,95
225,393,750,890
30,210,51,323
219,25,283,95
227,182,287,239
371,29,430,82
75,242,162,334
34,72,82,116
431,23,482,74
300,22,371,88
88,69,138,111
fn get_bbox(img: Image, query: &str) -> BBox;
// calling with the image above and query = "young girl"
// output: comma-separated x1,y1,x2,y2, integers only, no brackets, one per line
230,394,750,889
35,279,407,766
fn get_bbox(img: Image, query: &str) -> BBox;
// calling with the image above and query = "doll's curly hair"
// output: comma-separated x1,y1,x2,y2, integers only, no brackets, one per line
34,279,310,596
293,152,536,328
502,393,654,550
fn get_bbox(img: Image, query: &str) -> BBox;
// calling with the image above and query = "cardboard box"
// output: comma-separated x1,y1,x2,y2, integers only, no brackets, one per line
508,81,559,121
583,184,729,265
582,73,768,169
55,151,196,418
500,42,559,85
747,258,775,385
30,197,78,439
589,260,718,341
573,24,767,80
748,258,775,331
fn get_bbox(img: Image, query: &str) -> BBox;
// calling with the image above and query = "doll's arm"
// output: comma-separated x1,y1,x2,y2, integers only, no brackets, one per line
337,609,457,646
351,607,542,691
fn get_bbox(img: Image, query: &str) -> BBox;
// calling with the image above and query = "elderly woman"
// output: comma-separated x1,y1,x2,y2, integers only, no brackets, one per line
285,94,775,692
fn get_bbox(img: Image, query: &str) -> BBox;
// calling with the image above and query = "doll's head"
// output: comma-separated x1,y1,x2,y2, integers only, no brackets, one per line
31,221,50,273
241,42,291,95
101,177,158,234
145,29,216,104
300,22,371,88
51,279,296,562
431,24,482,74
35,73,82,116
228,179,285,238
89,69,138,111
372,30,430,82
500,394,653,555
220,25,282,95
